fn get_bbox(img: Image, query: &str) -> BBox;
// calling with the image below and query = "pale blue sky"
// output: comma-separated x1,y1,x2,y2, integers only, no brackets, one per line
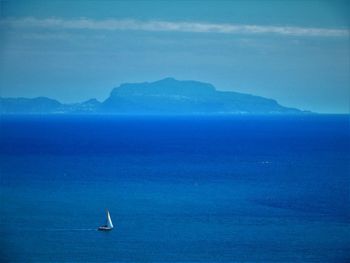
0,0,349,113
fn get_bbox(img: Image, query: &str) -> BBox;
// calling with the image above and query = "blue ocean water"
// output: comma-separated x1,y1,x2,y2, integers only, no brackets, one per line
0,115,349,262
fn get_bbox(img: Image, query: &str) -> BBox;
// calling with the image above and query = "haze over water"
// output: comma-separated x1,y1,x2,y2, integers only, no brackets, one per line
0,115,349,262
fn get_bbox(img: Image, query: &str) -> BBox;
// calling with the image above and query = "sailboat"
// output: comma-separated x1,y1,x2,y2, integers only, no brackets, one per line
98,209,114,231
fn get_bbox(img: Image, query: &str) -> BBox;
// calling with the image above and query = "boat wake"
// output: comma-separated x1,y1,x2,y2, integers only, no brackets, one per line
43,228,97,231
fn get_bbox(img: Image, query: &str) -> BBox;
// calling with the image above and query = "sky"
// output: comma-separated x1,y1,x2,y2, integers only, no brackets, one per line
0,0,349,113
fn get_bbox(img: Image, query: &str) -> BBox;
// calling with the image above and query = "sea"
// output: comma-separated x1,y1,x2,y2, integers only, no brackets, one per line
0,115,349,262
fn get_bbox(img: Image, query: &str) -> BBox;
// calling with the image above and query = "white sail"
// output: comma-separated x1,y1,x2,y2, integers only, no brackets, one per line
106,210,113,228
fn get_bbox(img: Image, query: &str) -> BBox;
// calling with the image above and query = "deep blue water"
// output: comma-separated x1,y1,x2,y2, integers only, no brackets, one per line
0,115,349,262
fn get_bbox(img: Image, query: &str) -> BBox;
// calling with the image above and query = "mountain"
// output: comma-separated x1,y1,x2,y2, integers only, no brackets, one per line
101,78,301,114
0,97,62,114
0,97,102,114
0,78,303,114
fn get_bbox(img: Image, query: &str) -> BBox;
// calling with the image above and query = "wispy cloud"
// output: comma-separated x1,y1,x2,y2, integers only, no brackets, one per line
1,17,349,37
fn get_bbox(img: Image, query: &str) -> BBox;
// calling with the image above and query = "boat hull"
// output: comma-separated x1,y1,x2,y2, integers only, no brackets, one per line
98,226,113,231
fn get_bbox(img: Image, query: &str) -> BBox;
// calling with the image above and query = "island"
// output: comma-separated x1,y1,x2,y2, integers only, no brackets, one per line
0,78,304,114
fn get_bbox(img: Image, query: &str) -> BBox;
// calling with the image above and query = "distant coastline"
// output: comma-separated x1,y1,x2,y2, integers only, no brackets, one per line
0,78,309,115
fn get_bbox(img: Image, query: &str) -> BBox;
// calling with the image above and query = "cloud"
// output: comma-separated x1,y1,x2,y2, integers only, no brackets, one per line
1,17,349,37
